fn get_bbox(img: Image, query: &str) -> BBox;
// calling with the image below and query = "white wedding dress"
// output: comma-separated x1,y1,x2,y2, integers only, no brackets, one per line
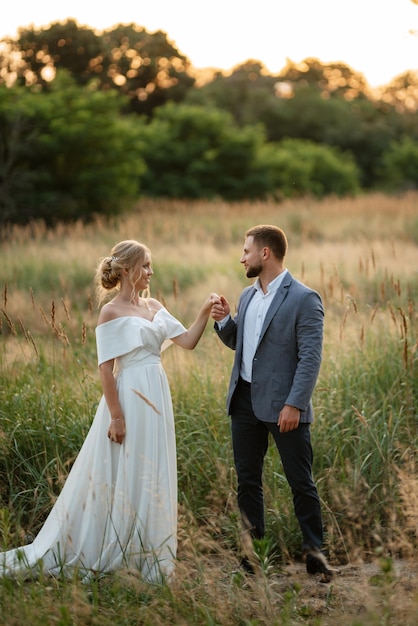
0,308,186,583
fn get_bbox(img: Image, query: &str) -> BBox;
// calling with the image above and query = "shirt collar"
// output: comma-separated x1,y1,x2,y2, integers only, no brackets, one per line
254,268,288,295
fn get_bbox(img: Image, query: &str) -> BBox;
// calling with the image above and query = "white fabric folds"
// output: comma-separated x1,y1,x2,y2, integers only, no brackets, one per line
1,309,186,583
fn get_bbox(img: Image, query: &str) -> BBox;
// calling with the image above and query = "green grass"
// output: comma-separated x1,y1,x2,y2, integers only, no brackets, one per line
0,193,417,624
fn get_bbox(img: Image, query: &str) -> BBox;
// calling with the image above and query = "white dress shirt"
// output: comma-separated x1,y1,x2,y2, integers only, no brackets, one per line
240,270,287,382
217,269,288,382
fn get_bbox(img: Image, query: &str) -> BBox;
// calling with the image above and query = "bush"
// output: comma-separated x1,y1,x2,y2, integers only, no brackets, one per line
378,138,418,191
0,74,146,228
138,103,270,200
259,139,361,198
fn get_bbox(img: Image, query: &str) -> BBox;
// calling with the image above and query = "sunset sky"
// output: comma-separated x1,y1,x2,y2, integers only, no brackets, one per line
1,0,417,87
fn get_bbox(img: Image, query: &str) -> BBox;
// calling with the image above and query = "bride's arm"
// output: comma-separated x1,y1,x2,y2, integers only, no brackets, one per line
99,359,126,444
171,293,220,350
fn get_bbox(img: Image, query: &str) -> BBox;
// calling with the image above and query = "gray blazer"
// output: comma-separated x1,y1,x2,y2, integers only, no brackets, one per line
215,271,324,423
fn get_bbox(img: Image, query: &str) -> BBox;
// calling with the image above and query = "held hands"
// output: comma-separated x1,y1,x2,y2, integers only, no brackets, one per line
203,292,222,314
108,416,126,444
278,405,301,433
210,295,230,321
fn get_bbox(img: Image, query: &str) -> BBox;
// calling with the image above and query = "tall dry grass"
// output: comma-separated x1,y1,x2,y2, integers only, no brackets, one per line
0,191,417,625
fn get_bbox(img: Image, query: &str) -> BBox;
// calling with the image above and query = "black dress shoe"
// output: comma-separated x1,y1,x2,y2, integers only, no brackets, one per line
305,548,336,582
239,556,256,575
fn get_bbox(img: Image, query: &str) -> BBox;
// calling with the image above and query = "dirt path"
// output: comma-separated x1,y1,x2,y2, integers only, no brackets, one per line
280,558,418,624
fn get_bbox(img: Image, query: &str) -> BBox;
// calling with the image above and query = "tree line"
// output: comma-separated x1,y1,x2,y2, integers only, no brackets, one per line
1,20,417,227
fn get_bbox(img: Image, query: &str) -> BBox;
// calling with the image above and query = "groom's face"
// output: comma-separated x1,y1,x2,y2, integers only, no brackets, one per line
240,236,263,278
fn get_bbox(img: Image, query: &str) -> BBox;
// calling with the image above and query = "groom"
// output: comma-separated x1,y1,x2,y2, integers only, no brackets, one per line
211,224,334,580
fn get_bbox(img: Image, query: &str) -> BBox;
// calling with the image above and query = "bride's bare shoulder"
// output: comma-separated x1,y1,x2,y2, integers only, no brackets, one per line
97,301,121,326
147,298,164,312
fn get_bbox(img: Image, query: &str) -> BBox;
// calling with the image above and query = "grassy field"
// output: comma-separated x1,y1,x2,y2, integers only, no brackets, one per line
0,192,417,625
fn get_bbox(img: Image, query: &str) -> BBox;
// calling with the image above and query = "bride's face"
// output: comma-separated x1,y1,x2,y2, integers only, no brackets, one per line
131,253,153,290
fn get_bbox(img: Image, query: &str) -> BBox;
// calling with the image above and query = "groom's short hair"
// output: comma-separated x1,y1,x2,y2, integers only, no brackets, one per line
245,225,288,261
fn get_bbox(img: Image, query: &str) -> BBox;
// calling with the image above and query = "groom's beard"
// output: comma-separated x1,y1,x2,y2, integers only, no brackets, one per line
246,262,262,278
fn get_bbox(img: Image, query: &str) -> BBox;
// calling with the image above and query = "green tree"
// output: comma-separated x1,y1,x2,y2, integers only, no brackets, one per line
0,73,146,228
277,57,372,100
186,58,372,131
185,60,278,126
379,70,418,113
259,139,361,198
260,86,402,188
378,138,418,190
185,58,403,189
0,20,195,117
0,20,103,87
138,103,269,200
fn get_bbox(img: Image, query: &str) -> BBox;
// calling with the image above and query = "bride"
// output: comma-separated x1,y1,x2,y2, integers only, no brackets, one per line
1,239,219,583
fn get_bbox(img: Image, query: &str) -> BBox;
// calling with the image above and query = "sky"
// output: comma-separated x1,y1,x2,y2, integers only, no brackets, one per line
1,0,418,88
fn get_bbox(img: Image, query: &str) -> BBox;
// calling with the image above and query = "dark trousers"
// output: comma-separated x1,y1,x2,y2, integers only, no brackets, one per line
230,378,324,551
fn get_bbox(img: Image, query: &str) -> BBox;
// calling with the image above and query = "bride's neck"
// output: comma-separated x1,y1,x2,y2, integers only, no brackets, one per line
116,291,149,309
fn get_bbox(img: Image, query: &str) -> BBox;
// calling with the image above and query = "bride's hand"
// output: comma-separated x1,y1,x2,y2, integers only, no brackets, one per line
211,294,229,321
108,416,126,444
203,292,221,312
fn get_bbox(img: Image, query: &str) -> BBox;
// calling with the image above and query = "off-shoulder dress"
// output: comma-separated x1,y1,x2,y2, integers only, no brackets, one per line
1,308,186,583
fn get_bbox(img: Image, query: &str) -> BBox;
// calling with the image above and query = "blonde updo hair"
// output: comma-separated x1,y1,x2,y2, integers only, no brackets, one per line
95,240,151,305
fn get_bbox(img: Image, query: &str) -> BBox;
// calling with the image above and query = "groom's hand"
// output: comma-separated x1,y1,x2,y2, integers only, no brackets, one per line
211,295,230,321
278,405,301,433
